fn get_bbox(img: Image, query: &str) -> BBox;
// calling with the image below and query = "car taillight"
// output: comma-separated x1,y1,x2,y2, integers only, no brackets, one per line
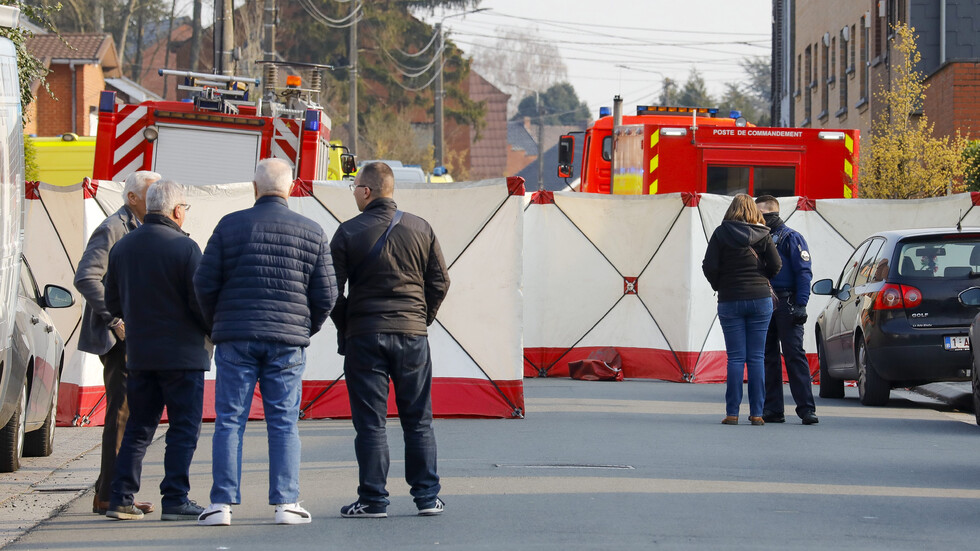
873,283,922,310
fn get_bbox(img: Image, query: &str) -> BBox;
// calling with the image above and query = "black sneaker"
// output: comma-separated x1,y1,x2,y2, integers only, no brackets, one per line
340,501,387,518
161,500,205,521
802,412,819,425
418,497,445,516
762,413,786,423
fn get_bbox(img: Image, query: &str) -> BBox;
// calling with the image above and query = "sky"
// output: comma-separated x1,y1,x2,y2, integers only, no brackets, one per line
417,0,773,116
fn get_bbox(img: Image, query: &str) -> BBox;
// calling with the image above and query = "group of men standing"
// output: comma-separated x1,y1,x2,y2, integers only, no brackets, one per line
73,160,449,525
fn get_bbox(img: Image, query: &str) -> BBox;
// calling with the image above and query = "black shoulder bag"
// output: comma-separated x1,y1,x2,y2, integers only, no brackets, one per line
335,211,403,355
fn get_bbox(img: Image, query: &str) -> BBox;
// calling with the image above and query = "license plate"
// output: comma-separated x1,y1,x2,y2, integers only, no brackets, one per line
944,336,970,350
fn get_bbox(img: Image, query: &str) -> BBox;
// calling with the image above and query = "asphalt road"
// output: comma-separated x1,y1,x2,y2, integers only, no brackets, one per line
2,379,979,550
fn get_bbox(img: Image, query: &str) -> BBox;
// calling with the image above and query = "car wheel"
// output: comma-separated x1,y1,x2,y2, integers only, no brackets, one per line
973,356,980,427
0,384,28,472
25,369,59,457
817,336,844,399
856,339,890,406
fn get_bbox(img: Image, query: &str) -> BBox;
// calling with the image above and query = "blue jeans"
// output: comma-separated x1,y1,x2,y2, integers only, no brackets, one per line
718,297,774,417
344,333,440,508
111,370,204,509
210,340,305,505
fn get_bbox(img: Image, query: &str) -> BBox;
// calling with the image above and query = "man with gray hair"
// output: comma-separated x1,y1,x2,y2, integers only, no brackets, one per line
103,181,209,520
74,170,159,515
195,158,337,526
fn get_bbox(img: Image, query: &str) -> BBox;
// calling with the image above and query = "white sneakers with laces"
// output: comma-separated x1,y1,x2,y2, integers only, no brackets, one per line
275,502,312,524
198,503,232,526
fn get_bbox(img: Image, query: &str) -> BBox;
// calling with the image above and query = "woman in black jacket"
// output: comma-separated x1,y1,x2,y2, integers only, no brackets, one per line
702,194,782,425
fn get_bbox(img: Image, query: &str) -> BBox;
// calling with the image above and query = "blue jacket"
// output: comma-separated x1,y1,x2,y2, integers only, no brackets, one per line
768,217,813,305
105,214,210,371
194,195,338,346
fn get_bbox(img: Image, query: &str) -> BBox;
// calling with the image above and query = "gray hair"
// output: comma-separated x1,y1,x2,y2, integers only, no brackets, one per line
146,180,185,215
253,158,293,196
122,170,161,201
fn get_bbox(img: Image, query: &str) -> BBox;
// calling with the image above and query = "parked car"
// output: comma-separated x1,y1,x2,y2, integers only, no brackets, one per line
958,287,980,425
0,257,74,472
812,228,980,406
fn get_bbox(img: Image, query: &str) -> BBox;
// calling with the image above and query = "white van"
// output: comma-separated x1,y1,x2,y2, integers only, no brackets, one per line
0,5,74,472
358,160,426,184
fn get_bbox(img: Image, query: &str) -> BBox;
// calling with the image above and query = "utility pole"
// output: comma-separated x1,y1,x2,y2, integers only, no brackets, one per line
433,22,444,168
348,1,358,156
536,91,544,192
212,1,221,72
220,0,235,75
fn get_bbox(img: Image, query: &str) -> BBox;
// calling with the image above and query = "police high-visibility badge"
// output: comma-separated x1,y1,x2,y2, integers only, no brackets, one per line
801,250,811,262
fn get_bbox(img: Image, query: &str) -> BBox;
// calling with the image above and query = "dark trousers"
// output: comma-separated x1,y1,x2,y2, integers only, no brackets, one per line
763,299,816,418
96,342,128,502
344,333,440,507
110,370,204,509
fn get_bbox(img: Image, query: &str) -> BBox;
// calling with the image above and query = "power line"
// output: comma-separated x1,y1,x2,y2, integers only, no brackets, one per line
297,0,362,28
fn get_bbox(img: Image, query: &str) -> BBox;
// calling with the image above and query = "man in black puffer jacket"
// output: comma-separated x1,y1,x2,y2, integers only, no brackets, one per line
194,158,337,527
330,162,449,519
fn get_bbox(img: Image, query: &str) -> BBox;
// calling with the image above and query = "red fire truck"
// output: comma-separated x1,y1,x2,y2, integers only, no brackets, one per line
93,66,354,187
559,101,859,199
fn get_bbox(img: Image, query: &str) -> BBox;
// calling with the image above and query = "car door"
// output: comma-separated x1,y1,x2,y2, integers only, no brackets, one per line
839,238,886,373
825,239,872,370
17,260,56,425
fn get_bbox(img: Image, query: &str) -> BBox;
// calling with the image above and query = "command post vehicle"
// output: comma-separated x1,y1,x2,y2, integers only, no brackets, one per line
559,98,859,199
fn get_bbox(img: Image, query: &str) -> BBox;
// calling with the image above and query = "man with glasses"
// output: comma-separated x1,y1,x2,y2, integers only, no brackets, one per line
330,161,450,518
103,181,210,520
195,158,337,526
74,170,159,516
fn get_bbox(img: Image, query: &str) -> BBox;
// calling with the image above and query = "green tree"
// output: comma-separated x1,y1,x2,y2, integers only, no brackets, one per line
861,23,968,199
677,68,714,107
658,77,679,106
964,140,980,192
512,82,589,125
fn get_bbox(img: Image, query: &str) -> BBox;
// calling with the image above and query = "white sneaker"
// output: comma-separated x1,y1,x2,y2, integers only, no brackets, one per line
274,502,312,525
198,503,232,526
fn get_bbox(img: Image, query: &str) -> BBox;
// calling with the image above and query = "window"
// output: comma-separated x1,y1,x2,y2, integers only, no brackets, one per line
875,0,885,60
838,29,849,115
831,36,837,82
897,239,980,278
753,167,796,198
705,166,796,197
804,45,812,124
706,166,749,196
820,39,829,118
838,240,873,290
855,238,885,286
601,136,612,162
850,25,856,72
860,16,869,102
796,54,802,96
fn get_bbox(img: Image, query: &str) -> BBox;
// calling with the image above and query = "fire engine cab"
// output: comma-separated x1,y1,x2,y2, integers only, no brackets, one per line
93,64,354,187
559,99,859,199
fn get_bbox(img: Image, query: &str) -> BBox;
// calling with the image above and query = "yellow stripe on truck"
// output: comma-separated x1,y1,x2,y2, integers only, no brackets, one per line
845,134,853,154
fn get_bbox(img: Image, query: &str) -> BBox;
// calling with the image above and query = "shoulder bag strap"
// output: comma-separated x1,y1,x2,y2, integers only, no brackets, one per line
349,210,403,281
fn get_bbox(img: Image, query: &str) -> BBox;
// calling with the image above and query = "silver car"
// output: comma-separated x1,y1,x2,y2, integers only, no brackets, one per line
0,257,73,472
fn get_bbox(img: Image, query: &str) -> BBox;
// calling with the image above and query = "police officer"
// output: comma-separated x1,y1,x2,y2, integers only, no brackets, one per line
755,195,818,425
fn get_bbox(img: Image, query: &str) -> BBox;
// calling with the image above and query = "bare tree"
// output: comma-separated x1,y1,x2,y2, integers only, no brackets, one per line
470,26,568,117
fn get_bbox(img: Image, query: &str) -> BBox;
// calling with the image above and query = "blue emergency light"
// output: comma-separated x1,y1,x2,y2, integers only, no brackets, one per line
304,109,320,131
599,106,611,117
729,110,741,119
99,91,116,113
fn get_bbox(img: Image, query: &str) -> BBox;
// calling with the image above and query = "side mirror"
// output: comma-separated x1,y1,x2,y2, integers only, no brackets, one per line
557,135,574,178
43,285,75,309
811,278,834,295
340,153,357,176
959,287,980,306
836,283,851,302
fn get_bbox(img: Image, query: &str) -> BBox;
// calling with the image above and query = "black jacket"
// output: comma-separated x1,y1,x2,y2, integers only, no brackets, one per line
105,214,210,371
329,198,450,337
702,220,782,302
194,195,337,346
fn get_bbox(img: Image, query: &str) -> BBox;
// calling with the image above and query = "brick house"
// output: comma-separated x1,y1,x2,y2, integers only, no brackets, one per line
771,0,979,140
25,33,122,137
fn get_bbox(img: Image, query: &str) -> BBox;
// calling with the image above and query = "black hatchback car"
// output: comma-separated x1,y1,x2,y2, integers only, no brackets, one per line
812,228,980,406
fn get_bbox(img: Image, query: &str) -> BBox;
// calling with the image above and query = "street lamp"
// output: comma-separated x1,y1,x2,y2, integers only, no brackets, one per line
433,8,489,169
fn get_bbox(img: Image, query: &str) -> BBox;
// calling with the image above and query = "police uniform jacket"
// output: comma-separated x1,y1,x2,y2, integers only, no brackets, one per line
767,216,813,306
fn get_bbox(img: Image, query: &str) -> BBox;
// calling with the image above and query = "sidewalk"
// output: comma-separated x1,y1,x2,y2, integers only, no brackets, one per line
0,426,102,548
